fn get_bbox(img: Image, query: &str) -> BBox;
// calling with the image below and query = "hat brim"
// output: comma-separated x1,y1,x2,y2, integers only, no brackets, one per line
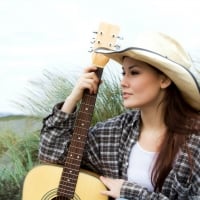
95,47,200,111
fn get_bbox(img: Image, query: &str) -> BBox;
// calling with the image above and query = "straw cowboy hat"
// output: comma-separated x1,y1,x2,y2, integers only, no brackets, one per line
95,31,200,111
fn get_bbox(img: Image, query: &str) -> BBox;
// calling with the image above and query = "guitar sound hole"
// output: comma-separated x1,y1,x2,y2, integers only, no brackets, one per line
41,188,81,200
52,195,81,200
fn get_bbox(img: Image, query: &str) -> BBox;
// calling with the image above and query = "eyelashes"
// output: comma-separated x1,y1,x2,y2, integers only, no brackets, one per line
131,71,140,75
121,70,140,76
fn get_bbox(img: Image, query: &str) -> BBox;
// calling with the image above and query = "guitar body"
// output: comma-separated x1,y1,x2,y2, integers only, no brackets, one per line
22,164,108,200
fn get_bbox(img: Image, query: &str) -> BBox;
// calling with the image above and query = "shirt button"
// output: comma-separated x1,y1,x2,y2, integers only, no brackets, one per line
130,139,134,143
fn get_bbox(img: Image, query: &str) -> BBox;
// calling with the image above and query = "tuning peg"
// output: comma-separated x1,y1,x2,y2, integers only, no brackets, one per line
88,47,94,53
117,36,123,40
90,40,95,44
114,44,121,50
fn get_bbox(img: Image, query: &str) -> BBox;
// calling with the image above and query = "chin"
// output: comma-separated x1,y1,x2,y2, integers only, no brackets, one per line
123,100,141,109
123,103,138,109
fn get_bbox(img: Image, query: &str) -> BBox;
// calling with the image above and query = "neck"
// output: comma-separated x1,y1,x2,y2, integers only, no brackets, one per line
140,103,166,131
139,104,167,150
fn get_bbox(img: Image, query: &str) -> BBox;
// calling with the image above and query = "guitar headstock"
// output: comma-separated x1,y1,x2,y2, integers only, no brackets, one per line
91,22,120,68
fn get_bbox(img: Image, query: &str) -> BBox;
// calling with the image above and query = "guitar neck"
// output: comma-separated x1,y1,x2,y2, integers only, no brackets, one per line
57,67,103,198
57,21,120,199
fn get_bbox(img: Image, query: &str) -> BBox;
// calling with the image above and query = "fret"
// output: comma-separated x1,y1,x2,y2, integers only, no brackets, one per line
68,140,87,152
65,156,82,166
76,113,93,121
69,144,86,153
76,110,93,120
62,169,79,177
79,103,95,112
81,97,96,108
70,132,87,142
59,184,76,191
61,170,80,181
72,129,89,137
67,146,85,156
81,93,97,102
58,191,74,198
59,172,79,188
73,125,90,132
77,111,93,119
64,166,79,173
61,176,78,186
61,176,78,184
75,118,92,127
65,157,82,165
58,189,74,197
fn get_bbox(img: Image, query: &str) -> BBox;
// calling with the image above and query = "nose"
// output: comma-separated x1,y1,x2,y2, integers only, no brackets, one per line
120,75,129,88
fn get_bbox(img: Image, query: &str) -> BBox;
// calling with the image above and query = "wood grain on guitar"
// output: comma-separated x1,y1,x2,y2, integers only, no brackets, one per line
22,22,120,200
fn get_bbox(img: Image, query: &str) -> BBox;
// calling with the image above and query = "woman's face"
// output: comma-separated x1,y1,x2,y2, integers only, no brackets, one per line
121,57,170,109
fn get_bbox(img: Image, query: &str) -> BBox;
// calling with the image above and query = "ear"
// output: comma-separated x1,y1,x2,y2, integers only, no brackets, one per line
160,75,171,89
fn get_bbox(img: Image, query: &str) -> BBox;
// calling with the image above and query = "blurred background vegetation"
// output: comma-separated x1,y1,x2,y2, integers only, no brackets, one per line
0,64,124,200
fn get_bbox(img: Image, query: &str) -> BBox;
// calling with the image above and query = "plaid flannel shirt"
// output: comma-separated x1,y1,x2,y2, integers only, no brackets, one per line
39,102,200,199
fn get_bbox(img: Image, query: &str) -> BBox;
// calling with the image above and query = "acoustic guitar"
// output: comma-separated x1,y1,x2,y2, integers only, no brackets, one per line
22,22,120,200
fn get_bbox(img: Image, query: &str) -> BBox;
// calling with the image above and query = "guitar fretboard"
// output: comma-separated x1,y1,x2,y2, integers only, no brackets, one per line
57,67,103,198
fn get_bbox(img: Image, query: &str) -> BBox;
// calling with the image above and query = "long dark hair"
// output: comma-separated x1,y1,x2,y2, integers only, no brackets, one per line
151,83,199,192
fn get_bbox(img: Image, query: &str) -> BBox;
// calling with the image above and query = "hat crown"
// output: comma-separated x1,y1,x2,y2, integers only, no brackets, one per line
134,32,192,68
134,31,200,95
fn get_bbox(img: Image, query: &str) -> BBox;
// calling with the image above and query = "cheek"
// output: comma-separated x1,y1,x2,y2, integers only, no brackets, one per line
131,79,151,92
132,77,160,95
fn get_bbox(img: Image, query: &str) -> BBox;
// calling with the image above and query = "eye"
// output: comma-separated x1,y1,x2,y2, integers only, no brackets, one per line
121,71,125,76
130,70,140,75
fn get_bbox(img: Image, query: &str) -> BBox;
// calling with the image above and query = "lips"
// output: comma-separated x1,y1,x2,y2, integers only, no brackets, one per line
122,92,132,99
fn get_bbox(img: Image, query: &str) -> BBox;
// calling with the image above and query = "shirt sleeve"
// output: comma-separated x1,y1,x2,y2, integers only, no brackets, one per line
120,181,170,199
38,102,77,164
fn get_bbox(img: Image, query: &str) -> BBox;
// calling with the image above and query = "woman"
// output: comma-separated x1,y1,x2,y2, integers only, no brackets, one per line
39,32,200,199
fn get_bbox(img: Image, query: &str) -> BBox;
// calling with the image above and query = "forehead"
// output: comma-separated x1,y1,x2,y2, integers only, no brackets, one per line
122,56,149,69
122,56,163,76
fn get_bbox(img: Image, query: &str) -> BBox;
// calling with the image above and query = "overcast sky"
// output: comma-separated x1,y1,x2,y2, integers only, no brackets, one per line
0,0,200,114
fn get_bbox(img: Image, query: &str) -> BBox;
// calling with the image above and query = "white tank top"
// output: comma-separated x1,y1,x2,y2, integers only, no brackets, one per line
127,142,158,191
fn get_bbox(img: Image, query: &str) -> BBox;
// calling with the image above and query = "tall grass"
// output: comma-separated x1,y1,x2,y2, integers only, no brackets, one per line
14,69,75,117
0,130,39,200
15,65,125,120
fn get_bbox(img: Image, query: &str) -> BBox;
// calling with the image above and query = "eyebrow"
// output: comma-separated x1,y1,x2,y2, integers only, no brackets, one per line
122,64,138,70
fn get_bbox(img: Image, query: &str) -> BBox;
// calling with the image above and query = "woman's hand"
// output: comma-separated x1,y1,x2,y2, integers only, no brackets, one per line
100,176,125,199
70,66,100,102
61,66,100,113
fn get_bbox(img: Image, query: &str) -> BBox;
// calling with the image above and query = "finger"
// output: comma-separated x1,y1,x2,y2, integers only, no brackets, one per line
100,176,112,189
83,65,98,73
86,72,100,84
84,73,100,93
82,79,100,94
100,189,116,199
100,190,112,196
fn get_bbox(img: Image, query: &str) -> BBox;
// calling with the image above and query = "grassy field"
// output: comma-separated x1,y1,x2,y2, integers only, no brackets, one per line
0,115,42,200
0,115,42,136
